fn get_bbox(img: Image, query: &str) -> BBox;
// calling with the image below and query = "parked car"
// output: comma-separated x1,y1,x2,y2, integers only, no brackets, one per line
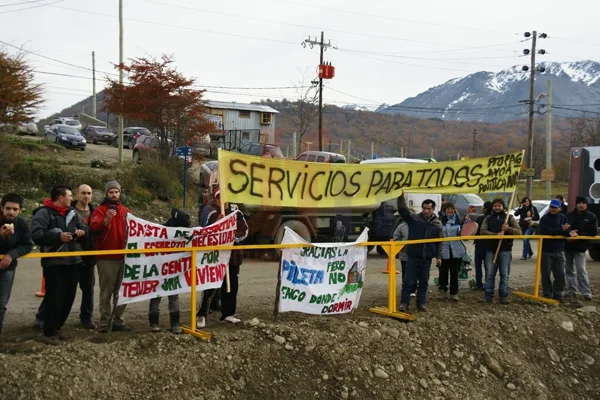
510,200,567,233
296,151,346,163
190,134,212,156
199,160,218,189
237,142,284,158
15,122,38,136
45,117,82,131
45,125,86,151
442,193,485,219
112,127,151,149
81,126,115,144
131,134,192,165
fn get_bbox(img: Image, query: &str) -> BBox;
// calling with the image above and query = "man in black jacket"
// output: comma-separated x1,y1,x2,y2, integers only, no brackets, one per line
397,194,443,313
565,196,597,301
0,193,33,336
31,186,88,345
539,199,573,301
473,201,493,290
34,184,97,329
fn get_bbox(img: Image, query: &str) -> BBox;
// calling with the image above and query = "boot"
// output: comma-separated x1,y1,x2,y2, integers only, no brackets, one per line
170,312,182,334
149,312,161,332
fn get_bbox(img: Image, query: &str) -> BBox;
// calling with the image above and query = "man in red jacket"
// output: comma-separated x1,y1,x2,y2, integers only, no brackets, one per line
90,181,131,333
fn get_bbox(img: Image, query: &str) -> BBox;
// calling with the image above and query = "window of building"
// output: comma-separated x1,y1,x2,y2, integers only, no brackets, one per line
239,110,251,118
242,131,250,140
260,113,272,125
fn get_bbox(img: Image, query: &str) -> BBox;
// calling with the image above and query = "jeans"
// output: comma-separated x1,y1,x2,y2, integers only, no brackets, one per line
198,264,240,320
43,265,79,337
521,227,536,259
400,256,431,306
541,252,566,299
399,260,417,293
474,245,486,289
78,263,95,321
565,251,591,297
149,295,180,314
439,257,461,295
0,268,16,334
484,251,511,299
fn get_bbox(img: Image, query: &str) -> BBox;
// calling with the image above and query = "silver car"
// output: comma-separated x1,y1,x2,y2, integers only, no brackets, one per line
442,193,485,219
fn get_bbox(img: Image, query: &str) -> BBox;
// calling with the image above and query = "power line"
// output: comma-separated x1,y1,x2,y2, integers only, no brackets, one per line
0,0,63,14
48,4,299,46
0,0,44,7
270,0,517,36
137,0,517,51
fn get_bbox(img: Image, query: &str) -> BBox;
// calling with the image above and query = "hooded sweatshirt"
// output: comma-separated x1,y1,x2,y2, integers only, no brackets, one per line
90,198,130,259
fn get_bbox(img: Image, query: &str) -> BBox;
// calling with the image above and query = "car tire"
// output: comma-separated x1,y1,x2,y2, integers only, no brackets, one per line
112,138,118,148
128,139,134,150
589,247,600,261
91,138,97,144
274,220,311,258
132,151,140,164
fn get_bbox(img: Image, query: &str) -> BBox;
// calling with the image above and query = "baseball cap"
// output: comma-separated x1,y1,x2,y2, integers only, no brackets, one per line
549,199,561,208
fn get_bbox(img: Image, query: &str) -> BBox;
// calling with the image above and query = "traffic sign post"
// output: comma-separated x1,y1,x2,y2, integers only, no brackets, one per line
174,146,192,207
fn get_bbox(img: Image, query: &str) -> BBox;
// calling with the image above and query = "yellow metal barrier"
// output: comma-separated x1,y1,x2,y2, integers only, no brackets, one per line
4,234,592,338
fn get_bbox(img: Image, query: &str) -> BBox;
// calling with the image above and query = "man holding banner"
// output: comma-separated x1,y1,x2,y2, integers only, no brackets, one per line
397,194,443,313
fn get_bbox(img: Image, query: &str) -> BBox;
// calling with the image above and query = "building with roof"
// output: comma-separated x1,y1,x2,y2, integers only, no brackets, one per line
205,101,279,150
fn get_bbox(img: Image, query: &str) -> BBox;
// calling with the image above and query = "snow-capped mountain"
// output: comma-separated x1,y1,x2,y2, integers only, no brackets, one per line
341,104,378,112
378,60,600,123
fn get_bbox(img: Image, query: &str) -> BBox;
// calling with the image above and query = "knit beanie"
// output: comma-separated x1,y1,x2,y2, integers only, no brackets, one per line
105,180,121,194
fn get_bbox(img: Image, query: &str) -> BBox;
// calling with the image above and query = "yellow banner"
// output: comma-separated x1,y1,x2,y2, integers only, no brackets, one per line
218,150,524,208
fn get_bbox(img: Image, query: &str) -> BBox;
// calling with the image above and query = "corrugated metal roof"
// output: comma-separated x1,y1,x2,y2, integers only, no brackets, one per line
206,101,279,114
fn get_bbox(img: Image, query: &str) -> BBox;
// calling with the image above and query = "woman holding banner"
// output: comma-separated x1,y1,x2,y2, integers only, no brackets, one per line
439,202,466,302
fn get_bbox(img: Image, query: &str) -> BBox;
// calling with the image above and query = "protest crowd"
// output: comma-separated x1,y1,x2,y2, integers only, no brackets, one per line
0,173,596,344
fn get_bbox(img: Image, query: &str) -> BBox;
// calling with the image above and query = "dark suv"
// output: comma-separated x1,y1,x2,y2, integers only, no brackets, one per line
112,127,151,149
238,142,284,158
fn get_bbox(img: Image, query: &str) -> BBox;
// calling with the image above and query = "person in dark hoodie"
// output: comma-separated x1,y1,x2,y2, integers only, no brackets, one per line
196,188,248,328
148,208,191,334
565,196,597,301
539,198,573,301
397,193,443,313
31,186,88,345
34,184,97,330
0,193,33,337
90,181,131,333
473,201,493,290
479,198,521,304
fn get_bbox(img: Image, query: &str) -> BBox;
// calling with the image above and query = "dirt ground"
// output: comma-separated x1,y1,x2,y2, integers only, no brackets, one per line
1,241,599,400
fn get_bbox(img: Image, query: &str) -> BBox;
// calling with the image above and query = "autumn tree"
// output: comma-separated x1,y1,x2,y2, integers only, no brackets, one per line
0,51,43,127
281,72,319,156
103,54,214,163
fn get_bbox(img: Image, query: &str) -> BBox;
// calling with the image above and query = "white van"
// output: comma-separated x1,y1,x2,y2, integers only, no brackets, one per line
359,157,443,213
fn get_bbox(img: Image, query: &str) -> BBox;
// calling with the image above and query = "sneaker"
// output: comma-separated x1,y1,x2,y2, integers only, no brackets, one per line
398,303,409,312
222,316,241,324
196,316,206,329
149,324,161,333
80,319,96,329
479,298,493,304
410,292,416,297
500,297,510,305
41,335,61,346
583,294,593,301
112,324,131,332
98,326,110,334
451,294,459,302
33,319,44,329
170,325,183,335
417,305,428,312
57,331,68,341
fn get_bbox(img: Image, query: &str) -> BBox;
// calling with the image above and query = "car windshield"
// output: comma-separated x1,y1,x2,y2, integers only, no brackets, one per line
267,146,284,158
65,120,80,126
134,128,151,135
463,194,484,204
61,126,81,135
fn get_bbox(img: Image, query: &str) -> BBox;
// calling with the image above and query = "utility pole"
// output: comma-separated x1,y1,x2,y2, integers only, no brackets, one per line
118,0,124,163
92,51,97,119
523,30,548,198
472,129,478,158
407,131,411,158
546,79,553,198
302,32,335,151
292,132,297,158
371,142,374,159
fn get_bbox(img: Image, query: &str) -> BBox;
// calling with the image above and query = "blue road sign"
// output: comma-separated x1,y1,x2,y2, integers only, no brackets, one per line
174,146,192,157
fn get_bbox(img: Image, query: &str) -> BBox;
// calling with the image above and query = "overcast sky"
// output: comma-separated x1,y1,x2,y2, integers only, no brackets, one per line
2,0,600,118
